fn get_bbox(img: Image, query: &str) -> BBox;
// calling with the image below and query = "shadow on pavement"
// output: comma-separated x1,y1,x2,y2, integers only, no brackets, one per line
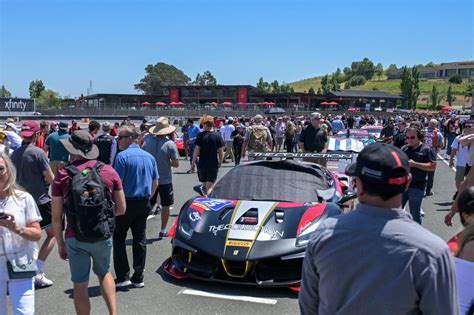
155,265,299,300
64,286,102,299
434,202,453,207
436,208,451,212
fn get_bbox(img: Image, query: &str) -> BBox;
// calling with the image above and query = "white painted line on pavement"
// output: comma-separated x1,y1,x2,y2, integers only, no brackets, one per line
179,289,278,305
437,154,456,172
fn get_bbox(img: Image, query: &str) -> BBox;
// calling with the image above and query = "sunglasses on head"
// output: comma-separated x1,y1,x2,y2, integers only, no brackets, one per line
405,136,417,140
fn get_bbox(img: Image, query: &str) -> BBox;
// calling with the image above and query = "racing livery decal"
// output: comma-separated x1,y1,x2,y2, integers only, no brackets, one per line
194,198,233,211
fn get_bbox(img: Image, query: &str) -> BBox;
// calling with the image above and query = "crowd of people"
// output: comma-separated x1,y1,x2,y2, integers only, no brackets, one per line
0,110,472,314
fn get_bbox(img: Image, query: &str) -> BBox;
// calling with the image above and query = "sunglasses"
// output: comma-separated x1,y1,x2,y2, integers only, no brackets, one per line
465,125,473,129
117,135,129,140
405,136,417,140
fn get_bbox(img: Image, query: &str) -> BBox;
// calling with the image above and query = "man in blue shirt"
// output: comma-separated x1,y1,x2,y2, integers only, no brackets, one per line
186,118,201,172
113,125,159,288
45,121,70,175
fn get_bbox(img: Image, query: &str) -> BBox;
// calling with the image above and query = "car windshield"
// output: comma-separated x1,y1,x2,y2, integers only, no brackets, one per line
209,160,333,202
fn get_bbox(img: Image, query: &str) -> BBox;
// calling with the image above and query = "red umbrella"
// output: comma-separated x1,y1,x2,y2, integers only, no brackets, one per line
320,101,330,105
257,102,266,105
155,102,166,106
222,102,232,106
142,101,151,105
441,106,454,112
328,101,338,105
177,101,185,105
267,102,275,105
210,102,218,105
170,102,179,106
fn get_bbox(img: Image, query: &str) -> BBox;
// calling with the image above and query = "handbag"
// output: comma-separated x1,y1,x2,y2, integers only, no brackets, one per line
1,234,38,279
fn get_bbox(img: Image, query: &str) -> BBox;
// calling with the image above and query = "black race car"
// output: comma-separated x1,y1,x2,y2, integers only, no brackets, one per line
164,155,356,290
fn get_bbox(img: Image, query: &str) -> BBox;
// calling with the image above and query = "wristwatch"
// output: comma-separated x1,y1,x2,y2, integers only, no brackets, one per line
18,226,25,236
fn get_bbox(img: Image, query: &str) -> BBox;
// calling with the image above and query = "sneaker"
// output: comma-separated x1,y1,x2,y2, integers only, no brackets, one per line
115,278,132,288
159,231,169,239
131,274,144,288
34,273,53,288
421,209,425,217
424,191,433,197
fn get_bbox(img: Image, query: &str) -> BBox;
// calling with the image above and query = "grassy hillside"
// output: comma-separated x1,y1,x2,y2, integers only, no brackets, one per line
289,77,469,95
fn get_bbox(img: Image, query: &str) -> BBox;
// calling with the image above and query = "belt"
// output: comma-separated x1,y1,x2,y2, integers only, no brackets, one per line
126,196,149,200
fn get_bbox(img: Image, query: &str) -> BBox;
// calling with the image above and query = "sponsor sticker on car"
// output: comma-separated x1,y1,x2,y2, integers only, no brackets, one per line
225,240,252,247
195,198,233,211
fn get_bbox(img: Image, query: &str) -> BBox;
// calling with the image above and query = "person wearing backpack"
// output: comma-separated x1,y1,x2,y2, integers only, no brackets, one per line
94,122,117,165
113,126,159,289
51,130,126,315
241,114,273,159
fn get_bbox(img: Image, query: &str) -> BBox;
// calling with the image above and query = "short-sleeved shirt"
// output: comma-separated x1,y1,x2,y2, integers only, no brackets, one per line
52,159,123,238
0,191,42,257
187,125,201,141
195,130,224,169
299,125,328,153
143,135,179,185
299,203,458,315
45,130,70,162
451,135,472,167
3,130,22,151
114,144,159,198
380,125,395,138
331,119,344,134
402,143,436,190
11,143,51,205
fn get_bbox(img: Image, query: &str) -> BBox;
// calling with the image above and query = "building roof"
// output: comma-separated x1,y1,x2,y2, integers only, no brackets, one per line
328,90,404,99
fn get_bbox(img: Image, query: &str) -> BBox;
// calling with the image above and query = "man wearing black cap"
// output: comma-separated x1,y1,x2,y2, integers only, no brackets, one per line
299,143,458,315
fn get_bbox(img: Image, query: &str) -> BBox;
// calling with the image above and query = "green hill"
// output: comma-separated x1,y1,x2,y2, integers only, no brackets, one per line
289,77,469,95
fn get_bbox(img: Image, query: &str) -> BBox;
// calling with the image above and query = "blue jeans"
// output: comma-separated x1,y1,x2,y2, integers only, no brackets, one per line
402,188,424,224
188,141,196,166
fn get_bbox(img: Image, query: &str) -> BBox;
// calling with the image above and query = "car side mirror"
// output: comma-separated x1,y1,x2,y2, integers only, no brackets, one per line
337,189,357,206
193,184,206,196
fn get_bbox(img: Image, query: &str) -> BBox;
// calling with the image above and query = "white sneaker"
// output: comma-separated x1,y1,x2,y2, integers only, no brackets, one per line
115,279,132,288
421,209,425,217
34,273,53,287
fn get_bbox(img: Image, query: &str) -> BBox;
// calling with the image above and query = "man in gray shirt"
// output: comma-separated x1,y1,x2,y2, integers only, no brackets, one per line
11,121,56,288
143,117,179,239
299,142,458,315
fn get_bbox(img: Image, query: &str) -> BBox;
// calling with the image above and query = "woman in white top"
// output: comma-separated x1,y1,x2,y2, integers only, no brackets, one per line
0,152,42,314
454,187,474,315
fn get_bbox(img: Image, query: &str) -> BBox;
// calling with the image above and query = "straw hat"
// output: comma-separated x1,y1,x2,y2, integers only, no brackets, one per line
148,117,176,136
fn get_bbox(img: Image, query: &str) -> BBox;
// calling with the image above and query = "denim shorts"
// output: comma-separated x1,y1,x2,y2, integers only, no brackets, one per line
65,237,112,283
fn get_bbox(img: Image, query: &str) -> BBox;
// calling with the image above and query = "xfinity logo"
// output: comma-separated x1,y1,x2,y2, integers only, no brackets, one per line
4,99,27,111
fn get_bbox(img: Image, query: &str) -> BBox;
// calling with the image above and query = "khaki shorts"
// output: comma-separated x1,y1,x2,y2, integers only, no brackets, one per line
455,165,471,182
50,160,67,176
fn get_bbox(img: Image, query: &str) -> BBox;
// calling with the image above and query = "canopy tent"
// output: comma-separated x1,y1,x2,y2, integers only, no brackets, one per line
142,101,151,105
222,102,233,106
440,106,454,112
155,102,167,106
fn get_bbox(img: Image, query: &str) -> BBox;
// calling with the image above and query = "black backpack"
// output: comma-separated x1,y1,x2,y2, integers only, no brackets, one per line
94,134,114,164
65,162,115,243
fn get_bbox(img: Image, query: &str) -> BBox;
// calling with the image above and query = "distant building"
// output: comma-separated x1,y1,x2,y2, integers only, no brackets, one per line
387,60,474,79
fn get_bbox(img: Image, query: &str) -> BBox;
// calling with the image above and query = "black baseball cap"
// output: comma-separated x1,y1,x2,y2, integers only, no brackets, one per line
345,142,410,186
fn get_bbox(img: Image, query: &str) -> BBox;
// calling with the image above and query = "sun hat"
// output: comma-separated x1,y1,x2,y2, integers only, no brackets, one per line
148,117,176,136
60,130,99,159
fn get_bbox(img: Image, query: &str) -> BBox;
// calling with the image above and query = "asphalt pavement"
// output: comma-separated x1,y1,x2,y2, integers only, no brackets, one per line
31,150,462,315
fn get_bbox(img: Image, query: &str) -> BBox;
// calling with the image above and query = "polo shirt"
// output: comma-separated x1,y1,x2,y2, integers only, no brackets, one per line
114,144,159,198
45,130,70,162
299,202,458,315
188,125,201,141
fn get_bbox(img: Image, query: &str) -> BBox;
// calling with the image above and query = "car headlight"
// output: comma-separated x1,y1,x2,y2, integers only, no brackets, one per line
178,202,199,239
295,218,323,247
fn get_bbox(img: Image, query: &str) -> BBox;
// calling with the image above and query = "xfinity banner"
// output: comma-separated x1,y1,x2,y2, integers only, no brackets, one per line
0,98,35,115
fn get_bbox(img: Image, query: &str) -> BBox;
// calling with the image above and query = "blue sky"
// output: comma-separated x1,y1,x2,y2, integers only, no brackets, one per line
1,0,473,98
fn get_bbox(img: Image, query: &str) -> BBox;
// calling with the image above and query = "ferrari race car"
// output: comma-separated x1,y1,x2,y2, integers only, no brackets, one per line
361,125,383,139
164,153,357,289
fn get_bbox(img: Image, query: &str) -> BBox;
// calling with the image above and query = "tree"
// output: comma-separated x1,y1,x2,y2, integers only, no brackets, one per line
350,57,375,80
448,74,463,84
346,75,367,87
446,84,454,105
193,70,217,86
430,85,439,109
425,62,435,67
308,87,315,94
36,89,62,108
330,76,339,91
0,85,11,97
256,77,270,91
333,68,344,83
271,80,280,93
344,82,351,90
386,64,398,79
375,63,384,80
343,67,352,81
400,66,413,108
411,66,420,109
317,88,322,95
465,78,474,99
134,62,191,94
321,75,330,94
29,80,45,99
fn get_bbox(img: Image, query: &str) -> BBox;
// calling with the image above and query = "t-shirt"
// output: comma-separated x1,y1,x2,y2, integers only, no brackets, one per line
451,135,472,167
187,125,201,141
11,144,51,205
45,130,70,162
222,124,235,142
299,125,328,153
231,129,244,146
3,130,22,151
195,130,224,169
143,135,179,185
402,143,436,190
331,119,344,134
52,159,123,238
0,191,42,258
380,125,395,138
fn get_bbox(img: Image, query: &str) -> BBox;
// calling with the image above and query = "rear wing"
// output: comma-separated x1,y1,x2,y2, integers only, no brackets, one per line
248,152,353,160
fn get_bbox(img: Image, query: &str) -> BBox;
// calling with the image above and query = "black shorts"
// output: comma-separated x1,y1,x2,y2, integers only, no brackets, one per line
157,183,174,207
198,167,218,183
38,202,52,229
